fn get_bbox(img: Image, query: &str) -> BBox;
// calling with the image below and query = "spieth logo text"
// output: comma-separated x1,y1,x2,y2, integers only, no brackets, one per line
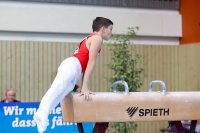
126,107,169,118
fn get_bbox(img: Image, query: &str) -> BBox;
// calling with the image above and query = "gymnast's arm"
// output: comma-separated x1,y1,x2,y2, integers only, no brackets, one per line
81,72,85,87
81,35,102,100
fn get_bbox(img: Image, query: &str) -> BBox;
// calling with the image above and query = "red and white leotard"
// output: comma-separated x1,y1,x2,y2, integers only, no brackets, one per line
73,33,101,73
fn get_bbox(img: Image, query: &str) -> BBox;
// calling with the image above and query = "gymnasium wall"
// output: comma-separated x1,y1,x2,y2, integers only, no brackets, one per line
1,41,200,132
1,41,200,101
0,1,181,45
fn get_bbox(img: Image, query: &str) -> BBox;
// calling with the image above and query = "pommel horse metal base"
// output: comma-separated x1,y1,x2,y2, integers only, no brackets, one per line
61,80,200,133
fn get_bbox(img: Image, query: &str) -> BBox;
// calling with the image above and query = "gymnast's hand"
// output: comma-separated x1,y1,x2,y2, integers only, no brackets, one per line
80,89,95,101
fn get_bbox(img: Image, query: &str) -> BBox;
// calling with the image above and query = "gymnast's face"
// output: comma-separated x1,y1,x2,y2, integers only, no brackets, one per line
102,25,113,41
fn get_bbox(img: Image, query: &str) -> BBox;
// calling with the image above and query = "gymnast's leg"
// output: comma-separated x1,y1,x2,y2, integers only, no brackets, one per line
33,57,81,133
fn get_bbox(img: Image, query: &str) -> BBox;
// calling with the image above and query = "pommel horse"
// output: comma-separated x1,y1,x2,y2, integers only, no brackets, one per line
61,80,200,133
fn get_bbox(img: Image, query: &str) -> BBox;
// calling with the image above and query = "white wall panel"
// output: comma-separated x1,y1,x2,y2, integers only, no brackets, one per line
0,1,182,37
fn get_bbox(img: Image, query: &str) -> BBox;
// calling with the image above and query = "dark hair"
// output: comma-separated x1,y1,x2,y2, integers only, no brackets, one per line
92,17,113,32
73,84,79,92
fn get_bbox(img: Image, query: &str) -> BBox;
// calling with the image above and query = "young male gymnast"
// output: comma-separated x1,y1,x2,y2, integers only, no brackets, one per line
33,17,113,133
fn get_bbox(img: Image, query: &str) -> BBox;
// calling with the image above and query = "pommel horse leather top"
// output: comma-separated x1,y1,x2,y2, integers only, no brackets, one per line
61,80,200,122
60,80,200,133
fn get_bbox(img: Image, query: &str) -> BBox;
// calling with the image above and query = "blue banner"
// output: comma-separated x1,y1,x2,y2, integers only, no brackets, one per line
0,102,93,133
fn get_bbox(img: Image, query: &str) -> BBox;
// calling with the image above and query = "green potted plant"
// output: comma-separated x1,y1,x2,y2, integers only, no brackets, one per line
104,27,144,133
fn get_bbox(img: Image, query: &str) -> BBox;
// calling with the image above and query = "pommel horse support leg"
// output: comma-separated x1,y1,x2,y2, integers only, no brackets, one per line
60,81,200,133
169,120,197,133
